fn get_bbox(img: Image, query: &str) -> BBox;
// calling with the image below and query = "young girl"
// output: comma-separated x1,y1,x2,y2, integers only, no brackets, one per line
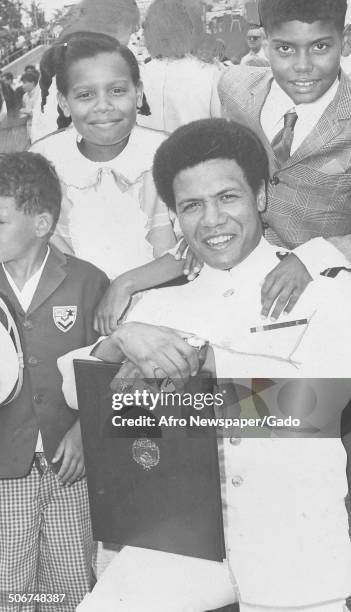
31,32,190,333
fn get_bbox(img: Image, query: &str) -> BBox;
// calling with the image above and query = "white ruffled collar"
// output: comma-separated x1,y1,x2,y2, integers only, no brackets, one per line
57,124,165,189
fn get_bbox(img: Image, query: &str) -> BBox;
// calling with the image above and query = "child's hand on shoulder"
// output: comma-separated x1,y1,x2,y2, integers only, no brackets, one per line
52,420,85,486
94,279,133,335
260,254,312,320
174,238,203,281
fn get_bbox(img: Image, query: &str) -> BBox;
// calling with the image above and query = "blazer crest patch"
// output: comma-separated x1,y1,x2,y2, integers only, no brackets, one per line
53,306,77,333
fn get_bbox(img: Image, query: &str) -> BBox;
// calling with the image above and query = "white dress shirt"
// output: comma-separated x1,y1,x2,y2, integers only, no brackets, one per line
2,247,50,452
260,78,339,154
126,237,351,378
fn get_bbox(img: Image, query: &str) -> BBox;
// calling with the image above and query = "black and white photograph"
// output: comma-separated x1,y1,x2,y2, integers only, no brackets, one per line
1,0,351,610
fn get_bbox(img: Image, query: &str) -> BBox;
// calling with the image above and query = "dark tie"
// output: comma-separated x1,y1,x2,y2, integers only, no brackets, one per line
271,111,298,165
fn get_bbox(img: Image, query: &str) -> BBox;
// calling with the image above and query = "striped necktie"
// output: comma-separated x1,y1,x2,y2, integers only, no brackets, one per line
271,110,298,165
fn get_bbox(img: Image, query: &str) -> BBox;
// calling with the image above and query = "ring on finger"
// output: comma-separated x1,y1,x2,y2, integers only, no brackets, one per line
152,365,166,378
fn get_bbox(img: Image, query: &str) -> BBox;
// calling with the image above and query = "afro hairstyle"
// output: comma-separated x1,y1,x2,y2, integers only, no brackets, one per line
259,0,347,33
153,118,269,212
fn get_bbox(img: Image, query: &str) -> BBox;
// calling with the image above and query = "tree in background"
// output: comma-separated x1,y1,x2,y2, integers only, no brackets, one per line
25,1,46,28
0,0,23,29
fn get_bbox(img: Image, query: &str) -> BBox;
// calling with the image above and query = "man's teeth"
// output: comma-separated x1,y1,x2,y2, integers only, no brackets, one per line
206,235,233,246
293,81,314,87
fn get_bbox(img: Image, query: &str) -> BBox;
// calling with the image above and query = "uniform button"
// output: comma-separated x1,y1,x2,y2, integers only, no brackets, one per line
33,393,43,404
28,356,40,367
270,175,280,185
230,437,242,446
223,288,235,298
231,475,243,487
262,222,269,230
23,319,33,330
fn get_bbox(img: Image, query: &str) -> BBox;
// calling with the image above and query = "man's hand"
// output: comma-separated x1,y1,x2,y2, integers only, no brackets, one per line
175,238,203,280
94,279,133,335
261,254,312,320
110,323,200,391
52,420,85,486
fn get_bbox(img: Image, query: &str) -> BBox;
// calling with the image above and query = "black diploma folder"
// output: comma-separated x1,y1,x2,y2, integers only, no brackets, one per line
74,359,225,561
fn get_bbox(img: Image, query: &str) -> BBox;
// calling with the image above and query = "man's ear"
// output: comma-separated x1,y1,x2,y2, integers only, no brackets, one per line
57,91,71,118
35,212,54,238
342,25,351,57
256,181,267,213
136,81,144,109
262,38,269,58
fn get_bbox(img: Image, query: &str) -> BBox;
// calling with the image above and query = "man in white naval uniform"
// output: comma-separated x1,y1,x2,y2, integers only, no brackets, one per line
59,119,351,612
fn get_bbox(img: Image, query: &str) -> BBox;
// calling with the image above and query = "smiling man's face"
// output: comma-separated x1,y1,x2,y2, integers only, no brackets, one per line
174,158,266,270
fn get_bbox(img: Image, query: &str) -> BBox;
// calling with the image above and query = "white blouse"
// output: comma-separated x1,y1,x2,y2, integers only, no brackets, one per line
31,125,177,279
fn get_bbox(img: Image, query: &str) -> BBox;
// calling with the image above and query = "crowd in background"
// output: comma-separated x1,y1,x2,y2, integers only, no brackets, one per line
0,29,44,70
0,0,273,149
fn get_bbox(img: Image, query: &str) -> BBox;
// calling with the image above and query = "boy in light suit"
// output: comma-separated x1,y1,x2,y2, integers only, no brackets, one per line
218,0,351,320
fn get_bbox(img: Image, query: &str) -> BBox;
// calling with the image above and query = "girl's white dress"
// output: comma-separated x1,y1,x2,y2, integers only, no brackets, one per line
31,124,178,279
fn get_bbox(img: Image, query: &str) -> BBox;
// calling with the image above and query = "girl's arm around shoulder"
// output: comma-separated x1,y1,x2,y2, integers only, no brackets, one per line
94,254,185,335
66,256,110,345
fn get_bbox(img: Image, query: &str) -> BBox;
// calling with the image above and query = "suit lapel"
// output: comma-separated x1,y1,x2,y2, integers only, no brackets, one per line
27,247,67,315
244,71,278,171
246,72,273,123
284,71,351,168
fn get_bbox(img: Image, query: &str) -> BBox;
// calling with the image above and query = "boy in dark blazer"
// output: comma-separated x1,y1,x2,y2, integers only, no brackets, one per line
0,152,109,611
218,0,351,320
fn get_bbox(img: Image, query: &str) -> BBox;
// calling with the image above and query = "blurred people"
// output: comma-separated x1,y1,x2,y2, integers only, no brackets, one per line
198,35,232,69
1,73,16,115
240,25,269,65
137,0,222,132
24,64,37,73
19,71,40,141
128,26,150,64
20,72,39,118
0,78,7,123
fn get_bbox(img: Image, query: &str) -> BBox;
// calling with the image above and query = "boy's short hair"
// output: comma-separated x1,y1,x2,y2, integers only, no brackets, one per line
153,118,269,212
21,71,39,86
0,152,62,231
259,0,347,33
247,24,262,36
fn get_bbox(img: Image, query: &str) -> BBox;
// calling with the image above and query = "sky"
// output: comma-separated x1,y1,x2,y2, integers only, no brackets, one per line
21,0,351,22
22,0,79,19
